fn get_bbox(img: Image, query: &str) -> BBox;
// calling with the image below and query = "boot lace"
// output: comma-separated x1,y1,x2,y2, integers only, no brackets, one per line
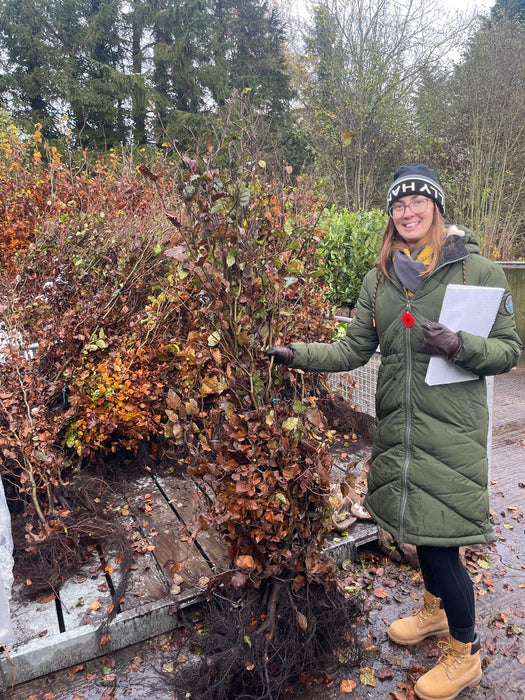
415,599,438,623
437,639,465,678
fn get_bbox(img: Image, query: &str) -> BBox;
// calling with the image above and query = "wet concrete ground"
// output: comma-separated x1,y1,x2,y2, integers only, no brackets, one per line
2,366,524,700
300,365,525,700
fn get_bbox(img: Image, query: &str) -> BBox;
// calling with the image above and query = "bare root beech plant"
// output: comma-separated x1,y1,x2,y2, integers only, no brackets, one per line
0,125,166,592
137,145,361,697
0,120,361,694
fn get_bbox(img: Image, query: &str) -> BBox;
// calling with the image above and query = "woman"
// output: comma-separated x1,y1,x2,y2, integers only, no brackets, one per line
266,163,522,700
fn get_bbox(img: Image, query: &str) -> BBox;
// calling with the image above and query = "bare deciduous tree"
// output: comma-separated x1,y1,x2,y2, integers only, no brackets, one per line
448,18,525,257
284,0,476,209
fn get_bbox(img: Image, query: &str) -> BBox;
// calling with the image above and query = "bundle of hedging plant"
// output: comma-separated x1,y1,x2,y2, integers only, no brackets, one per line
0,133,165,593
138,146,362,696
0,112,363,690
0,116,157,273
141,153,335,583
317,207,386,312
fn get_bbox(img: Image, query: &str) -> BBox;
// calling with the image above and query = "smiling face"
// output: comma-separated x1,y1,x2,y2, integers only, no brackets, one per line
390,195,435,252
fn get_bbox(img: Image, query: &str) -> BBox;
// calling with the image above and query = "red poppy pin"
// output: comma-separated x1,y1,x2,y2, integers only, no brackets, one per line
402,312,415,327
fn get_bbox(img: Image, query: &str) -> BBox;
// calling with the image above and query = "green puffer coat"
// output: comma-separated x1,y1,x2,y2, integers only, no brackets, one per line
290,228,522,547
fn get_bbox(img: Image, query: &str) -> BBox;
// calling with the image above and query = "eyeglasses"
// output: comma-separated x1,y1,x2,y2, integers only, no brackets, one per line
389,197,430,218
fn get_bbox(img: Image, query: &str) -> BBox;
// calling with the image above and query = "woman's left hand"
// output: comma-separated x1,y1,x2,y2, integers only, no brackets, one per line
421,322,461,361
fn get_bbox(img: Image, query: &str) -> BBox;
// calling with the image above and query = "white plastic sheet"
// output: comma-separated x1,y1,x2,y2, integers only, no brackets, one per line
0,476,15,647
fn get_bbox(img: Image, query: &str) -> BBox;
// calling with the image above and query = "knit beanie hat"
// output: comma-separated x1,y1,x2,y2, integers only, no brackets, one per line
387,163,445,214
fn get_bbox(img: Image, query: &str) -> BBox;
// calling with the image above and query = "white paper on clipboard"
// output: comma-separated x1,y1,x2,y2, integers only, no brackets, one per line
425,284,504,386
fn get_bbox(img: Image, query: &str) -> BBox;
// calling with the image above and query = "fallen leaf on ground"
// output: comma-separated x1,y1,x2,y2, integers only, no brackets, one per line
340,678,357,693
99,633,111,648
377,666,395,680
68,665,84,676
38,594,55,604
373,587,389,599
360,666,377,687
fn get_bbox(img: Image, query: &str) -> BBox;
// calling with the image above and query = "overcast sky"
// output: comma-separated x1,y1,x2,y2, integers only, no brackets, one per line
288,0,495,18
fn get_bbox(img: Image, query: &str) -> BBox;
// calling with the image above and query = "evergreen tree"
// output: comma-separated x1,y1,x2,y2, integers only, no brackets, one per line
64,0,129,148
150,0,211,147
0,0,293,150
491,0,525,21
0,0,131,147
0,0,63,137
208,0,292,116
149,0,293,153
126,0,155,145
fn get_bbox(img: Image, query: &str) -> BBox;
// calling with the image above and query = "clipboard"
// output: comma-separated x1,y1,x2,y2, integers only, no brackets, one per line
425,284,504,386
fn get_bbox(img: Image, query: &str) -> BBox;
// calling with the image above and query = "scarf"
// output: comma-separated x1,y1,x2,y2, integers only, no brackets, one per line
393,244,434,294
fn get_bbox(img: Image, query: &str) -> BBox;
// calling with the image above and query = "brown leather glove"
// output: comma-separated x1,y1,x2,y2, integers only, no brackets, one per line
421,322,461,361
265,346,294,366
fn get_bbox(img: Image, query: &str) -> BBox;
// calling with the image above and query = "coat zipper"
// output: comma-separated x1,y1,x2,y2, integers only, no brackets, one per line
399,297,413,541
394,241,469,539
431,251,468,276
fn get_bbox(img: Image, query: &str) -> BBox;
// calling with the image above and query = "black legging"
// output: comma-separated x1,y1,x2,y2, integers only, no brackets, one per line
416,545,476,644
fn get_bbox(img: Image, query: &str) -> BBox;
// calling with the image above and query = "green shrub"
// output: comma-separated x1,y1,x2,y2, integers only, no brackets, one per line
318,207,387,310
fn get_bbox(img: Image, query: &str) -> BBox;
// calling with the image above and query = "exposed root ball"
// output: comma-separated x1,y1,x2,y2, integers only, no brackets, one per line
319,391,375,442
173,580,361,700
12,473,132,597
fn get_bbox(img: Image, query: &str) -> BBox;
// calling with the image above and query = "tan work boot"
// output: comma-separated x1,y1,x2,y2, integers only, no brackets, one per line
414,634,482,700
388,590,449,645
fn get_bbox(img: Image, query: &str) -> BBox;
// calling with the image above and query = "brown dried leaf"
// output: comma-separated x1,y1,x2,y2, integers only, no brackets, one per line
236,555,256,570
340,678,356,693
38,593,55,604
377,666,395,680
68,665,85,676
137,163,159,182
296,610,308,631
164,245,187,261
231,571,248,588
373,587,389,599
99,633,111,648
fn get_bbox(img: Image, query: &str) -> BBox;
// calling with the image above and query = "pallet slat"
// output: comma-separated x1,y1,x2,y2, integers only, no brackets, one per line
8,584,60,647
156,475,231,573
123,476,213,592
0,596,186,690
58,553,113,632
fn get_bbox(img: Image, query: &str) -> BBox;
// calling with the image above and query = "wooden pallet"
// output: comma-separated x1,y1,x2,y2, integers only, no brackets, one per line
0,470,377,691
0,473,229,690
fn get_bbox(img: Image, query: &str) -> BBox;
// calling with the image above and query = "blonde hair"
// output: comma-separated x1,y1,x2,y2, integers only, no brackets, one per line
378,204,446,279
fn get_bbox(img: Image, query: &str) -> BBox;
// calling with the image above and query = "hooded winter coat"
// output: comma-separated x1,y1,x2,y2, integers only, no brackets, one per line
289,228,522,547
